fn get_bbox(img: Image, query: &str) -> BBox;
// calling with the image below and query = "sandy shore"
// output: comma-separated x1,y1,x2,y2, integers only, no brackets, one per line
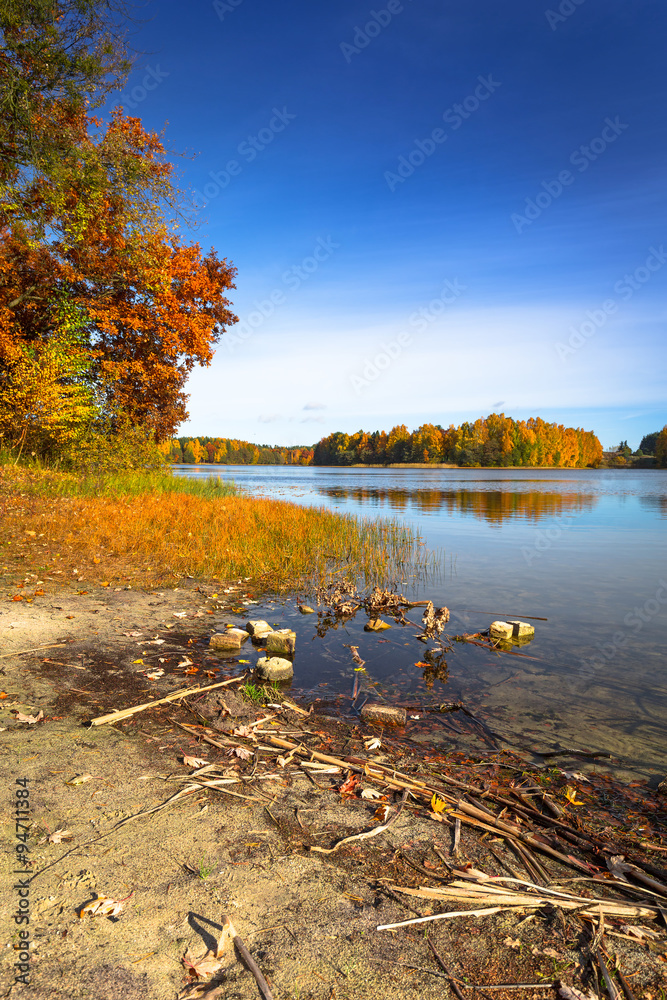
1,583,666,999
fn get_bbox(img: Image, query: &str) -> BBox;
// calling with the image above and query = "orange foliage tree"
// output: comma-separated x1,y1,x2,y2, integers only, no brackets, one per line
0,108,238,450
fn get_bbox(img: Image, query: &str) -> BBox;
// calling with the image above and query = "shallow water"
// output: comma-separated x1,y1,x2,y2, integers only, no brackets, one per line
173,465,667,780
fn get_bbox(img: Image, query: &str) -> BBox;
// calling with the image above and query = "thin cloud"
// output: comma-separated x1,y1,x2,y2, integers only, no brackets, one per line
303,402,327,410
300,415,326,424
258,413,281,423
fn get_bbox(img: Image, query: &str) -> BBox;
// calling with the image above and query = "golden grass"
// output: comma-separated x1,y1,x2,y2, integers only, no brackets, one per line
1,481,429,594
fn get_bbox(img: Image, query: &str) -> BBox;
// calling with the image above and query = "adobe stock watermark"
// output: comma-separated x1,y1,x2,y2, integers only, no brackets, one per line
192,107,296,209
225,236,340,353
384,76,501,192
568,579,667,694
350,277,467,394
340,1,413,63
213,0,244,21
117,65,169,115
511,116,628,234
521,507,589,566
545,0,587,31
555,245,666,362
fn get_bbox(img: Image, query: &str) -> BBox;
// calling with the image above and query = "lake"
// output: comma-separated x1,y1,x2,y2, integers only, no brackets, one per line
173,464,667,781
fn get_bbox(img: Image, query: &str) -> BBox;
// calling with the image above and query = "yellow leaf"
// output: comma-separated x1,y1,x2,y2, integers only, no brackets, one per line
133,659,143,664
565,785,584,806
431,793,446,814
93,557,101,564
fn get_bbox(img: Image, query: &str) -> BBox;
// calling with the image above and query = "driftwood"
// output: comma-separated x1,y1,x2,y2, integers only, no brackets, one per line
87,675,245,726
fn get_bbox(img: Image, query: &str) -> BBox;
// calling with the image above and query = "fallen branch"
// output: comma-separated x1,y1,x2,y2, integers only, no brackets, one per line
222,914,274,1000
87,675,246,726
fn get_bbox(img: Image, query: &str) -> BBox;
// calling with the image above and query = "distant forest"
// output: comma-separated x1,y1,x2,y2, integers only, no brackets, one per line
165,415,608,467
163,437,314,465
313,415,603,468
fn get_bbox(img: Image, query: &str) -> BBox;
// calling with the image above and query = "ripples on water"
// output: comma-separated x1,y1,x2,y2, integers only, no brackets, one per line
174,465,667,780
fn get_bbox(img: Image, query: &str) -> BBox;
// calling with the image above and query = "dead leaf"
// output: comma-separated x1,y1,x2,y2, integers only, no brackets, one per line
67,773,93,786
339,772,361,798
173,611,188,618
13,709,44,724
49,828,73,844
183,756,210,768
430,793,446,814
145,668,164,680
374,804,391,823
558,987,597,1000
364,737,382,751
182,949,224,979
565,785,585,806
361,788,384,800
178,657,193,668
79,893,126,919
232,725,254,738
504,937,521,950
227,745,252,760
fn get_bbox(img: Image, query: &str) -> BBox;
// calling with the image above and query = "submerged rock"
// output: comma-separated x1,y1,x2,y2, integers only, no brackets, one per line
256,656,294,681
265,629,296,655
298,605,315,614
246,620,274,644
489,620,535,640
360,703,407,725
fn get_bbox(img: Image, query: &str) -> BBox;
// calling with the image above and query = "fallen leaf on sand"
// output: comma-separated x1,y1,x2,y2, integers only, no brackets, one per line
558,987,597,1000
227,745,252,760
504,937,521,950
67,773,93,786
48,829,73,844
232,725,254,738
123,631,143,637
364,737,382,750
183,756,210,768
13,710,44,724
182,949,224,979
145,669,164,680
361,788,384,800
79,893,126,918
173,611,188,618
430,793,446,814
178,657,193,668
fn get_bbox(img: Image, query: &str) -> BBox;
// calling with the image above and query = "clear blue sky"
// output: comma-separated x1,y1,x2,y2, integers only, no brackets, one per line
116,0,666,449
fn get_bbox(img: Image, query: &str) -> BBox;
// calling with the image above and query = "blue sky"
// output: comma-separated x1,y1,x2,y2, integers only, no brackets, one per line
115,0,666,449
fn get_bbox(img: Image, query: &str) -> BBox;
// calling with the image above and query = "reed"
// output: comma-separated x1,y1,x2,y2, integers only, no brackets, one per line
1,466,431,592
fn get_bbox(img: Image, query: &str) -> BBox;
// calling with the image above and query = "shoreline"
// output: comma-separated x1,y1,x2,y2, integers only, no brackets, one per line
1,582,665,998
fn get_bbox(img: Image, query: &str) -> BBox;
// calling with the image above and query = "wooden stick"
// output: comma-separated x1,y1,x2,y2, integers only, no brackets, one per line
221,915,274,1000
87,675,245,726
426,938,466,1000
0,642,68,659
311,790,408,854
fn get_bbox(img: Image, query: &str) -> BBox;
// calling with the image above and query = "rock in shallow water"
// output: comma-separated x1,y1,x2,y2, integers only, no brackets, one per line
210,628,249,652
256,656,294,681
489,620,535,640
360,703,407,725
265,629,296,655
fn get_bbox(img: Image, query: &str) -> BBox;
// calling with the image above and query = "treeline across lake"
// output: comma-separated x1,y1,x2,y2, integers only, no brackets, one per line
162,437,314,466
313,415,603,467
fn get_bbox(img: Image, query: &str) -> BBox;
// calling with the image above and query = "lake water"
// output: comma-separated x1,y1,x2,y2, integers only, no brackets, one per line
173,465,667,781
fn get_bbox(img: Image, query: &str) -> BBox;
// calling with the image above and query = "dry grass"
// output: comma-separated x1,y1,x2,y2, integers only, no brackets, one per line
1,467,429,594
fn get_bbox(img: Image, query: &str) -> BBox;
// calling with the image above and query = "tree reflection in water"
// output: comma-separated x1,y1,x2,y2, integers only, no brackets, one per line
317,486,597,524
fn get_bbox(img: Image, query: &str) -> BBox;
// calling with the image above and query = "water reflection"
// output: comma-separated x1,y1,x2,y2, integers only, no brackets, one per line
317,486,598,523
639,495,667,517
